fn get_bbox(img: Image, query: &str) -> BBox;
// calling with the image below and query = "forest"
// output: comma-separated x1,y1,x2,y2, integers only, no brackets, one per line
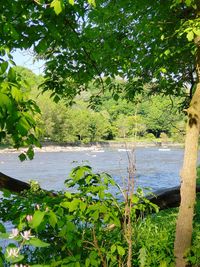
4,66,185,145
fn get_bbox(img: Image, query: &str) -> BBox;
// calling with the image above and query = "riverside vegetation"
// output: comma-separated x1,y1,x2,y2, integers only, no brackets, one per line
1,0,200,265
0,165,200,266
1,66,186,147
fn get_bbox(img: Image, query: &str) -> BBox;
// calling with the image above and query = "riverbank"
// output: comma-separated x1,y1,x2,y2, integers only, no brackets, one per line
0,140,183,154
0,141,184,153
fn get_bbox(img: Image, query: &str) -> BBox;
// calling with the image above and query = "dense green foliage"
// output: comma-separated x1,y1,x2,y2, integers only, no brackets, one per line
9,67,185,144
0,166,200,266
0,0,198,150
0,51,41,159
0,0,200,265
0,166,159,266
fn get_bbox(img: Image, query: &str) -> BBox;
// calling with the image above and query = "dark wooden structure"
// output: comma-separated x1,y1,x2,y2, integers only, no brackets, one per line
0,171,200,210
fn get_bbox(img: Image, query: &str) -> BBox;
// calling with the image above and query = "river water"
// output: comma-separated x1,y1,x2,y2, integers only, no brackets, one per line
0,147,186,192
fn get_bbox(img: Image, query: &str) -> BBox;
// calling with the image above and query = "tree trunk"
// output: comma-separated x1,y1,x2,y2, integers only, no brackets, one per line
174,82,200,266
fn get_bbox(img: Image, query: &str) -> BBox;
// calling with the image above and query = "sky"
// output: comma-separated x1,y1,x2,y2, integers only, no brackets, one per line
12,49,45,75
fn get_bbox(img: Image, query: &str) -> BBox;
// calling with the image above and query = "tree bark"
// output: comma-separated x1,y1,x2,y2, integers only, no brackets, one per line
174,83,200,266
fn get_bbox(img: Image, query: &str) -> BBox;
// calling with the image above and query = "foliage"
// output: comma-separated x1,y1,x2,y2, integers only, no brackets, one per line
0,165,163,267
0,0,196,103
0,49,41,160
1,168,200,266
12,67,186,144
2,167,200,266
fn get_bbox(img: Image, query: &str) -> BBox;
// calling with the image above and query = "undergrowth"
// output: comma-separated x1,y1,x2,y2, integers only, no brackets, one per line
0,166,200,266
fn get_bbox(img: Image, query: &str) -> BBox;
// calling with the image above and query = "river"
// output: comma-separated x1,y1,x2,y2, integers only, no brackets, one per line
0,147,185,192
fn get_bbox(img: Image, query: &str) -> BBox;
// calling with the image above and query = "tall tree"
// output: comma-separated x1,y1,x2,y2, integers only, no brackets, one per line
0,0,200,265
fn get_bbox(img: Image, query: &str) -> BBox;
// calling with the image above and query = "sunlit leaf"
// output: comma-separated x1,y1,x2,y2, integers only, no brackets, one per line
117,245,125,256
69,0,74,5
0,92,12,112
193,28,200,36
30,210,45,228
88,0,96,7
50,0,64,15
187,31,194,41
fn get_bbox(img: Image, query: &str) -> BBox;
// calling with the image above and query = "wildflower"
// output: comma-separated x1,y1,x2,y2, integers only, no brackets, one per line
14,264,30,267
7,247,19,257
36,204,40,210
9,228,19,239
21,230,34,240
26,215,33,222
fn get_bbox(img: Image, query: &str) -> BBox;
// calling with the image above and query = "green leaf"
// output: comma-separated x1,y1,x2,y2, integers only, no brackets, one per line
11,87,23,102
160,67,167,73
159,261,167,267
27,146,34,160
16,117,31,136
69,0,74,5
50,0,64,15
160,34,164,41
0,61,8,74
0,92,12,112
187,31,194,41
193,28,200,36
79,201,87,212
2,189,11,198
111,244,116,253
7,67,16,82
0,222,6,233
54,95,60,103
85,258,90,267
65,191,72,199
7,254,24,264
30,210,45,229
113,93,119,101
88,0,96,7
18,153,27,161
61,199,80,212
117,245,125,256
48,211,58,228
139,247,147,267
28,237,50,247
164,49,170,56
185,0,192,6
0,232,9,239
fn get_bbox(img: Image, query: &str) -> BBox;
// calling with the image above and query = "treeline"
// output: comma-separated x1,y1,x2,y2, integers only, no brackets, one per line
14,67,186,144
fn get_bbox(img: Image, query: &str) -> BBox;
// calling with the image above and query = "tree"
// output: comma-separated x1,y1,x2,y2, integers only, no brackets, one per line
0,49,41,160
139,95,184,138
0,0,200,265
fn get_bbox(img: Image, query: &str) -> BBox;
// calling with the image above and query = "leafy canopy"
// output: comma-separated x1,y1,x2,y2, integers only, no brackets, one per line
0,0,200,153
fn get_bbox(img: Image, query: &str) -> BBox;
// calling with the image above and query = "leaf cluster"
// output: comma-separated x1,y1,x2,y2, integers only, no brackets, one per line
0,49,41,160
0,165,161,266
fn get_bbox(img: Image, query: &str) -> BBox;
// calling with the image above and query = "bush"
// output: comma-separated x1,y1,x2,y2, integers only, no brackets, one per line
0,166,161,266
